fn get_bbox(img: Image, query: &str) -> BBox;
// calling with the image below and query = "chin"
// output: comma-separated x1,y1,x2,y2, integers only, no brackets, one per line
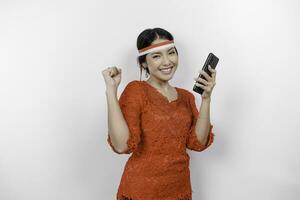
158,73,175,81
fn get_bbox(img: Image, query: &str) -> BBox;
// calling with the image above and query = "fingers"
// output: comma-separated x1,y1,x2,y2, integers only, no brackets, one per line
107,66,121,77
198,65,216,81
208,65,216,73
195,64,217,89
198,70,211,81
102,66,121,79
194,81,209,91
194,77,209,86
208,65,217,79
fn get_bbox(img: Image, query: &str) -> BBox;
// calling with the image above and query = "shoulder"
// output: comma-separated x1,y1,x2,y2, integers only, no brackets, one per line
126,80,141,86
123,80,143,91
121,80,144,100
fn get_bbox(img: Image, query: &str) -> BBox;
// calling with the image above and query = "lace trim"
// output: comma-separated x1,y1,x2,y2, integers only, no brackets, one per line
119,195,133,200
186,124,215,152
118,193,191,200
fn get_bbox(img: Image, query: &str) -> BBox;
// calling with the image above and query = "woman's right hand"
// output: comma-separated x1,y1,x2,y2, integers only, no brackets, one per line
102,66,122,91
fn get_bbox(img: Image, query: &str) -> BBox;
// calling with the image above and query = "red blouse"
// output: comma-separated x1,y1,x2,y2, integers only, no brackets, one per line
107,80,214,200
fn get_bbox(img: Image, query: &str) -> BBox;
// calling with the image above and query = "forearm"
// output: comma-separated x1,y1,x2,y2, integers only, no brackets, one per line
106,88,130,153
195,98,211,146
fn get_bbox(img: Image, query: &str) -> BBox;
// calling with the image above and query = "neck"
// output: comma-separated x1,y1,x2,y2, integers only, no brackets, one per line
146,76,171,91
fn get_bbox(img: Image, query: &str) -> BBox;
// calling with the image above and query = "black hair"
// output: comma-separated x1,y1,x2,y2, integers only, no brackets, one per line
136,28,179,81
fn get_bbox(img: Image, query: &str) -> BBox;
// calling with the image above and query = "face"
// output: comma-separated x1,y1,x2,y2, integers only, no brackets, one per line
142,38,178,82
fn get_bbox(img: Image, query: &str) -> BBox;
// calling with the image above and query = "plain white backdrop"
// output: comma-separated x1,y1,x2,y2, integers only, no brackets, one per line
0,0,299,199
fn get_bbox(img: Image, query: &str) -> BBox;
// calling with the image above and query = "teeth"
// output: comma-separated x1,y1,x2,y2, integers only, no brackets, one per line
160,67,172,75
160,67,172,72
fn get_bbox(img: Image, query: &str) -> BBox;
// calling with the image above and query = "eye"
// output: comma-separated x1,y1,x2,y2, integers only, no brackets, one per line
169,51,175,54
152,55,160,58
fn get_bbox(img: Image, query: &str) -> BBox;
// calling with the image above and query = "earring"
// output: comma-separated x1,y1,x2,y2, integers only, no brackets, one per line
145,70,149,78
144,66,149,78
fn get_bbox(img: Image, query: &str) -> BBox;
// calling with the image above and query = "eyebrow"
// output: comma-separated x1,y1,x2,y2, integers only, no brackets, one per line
150,47,175,55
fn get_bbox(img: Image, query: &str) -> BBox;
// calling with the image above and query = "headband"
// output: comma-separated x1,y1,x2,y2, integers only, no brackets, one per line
137,40,175,56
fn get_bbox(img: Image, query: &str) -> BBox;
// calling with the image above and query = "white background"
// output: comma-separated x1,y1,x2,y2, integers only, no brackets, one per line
1,0,299,199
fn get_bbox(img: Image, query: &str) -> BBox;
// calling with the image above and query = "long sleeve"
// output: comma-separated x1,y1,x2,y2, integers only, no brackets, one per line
186,92,215,152
107,80,143,154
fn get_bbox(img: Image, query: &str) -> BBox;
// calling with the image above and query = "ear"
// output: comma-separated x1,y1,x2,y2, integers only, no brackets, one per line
141,62,147,69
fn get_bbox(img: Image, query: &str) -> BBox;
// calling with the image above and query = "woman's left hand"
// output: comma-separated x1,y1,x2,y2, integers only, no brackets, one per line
193,65,217,100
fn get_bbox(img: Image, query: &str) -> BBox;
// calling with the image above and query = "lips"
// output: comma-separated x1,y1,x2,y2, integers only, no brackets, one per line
159,66,173,70
159,66,173,74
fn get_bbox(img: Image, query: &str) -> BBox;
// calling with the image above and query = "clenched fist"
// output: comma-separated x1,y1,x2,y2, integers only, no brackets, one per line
102,66,122,90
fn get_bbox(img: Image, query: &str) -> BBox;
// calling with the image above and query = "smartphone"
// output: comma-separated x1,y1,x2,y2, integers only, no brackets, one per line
193,53,219,95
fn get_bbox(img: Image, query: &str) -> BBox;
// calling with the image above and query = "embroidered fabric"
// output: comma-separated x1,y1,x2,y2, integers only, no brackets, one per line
107,80,215,200
119,193,191,200
107,80,143,154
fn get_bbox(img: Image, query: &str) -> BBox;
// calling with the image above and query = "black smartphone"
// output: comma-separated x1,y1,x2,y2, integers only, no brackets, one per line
193,53,219,95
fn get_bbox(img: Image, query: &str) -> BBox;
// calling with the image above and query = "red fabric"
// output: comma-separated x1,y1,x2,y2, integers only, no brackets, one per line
107,80,215,200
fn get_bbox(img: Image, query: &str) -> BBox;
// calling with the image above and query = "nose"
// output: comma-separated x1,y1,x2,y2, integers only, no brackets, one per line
162,54,171,66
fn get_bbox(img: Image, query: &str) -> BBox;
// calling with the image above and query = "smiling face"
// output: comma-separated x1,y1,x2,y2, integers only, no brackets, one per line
142,38,178,82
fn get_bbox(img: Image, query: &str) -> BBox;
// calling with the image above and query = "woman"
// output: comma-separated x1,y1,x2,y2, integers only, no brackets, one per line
102,28,217,200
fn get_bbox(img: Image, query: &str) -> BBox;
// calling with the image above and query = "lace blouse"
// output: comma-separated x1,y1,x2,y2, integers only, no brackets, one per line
107,80,215,200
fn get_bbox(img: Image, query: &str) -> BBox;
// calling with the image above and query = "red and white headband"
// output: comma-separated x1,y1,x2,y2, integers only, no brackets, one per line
137,40,175,56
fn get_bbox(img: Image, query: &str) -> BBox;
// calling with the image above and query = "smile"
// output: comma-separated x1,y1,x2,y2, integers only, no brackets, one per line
159,67,173,74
